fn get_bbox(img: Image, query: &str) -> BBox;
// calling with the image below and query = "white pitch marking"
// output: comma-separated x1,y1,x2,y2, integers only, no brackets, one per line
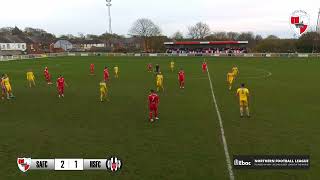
239,68,272,79
206,67,235,180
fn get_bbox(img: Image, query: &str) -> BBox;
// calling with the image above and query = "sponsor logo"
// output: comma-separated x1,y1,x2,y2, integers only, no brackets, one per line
234,159,251,166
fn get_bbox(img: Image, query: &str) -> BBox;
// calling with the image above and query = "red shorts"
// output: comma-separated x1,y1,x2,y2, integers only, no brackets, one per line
149,104,158,111
179,78,185,82
58,86,64,93
104,75,109,80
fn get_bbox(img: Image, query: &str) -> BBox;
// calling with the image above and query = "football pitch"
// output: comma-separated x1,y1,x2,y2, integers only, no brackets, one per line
0,56,319,180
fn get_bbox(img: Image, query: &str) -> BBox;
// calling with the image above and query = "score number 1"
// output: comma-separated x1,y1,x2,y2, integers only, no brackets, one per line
54,159,83,170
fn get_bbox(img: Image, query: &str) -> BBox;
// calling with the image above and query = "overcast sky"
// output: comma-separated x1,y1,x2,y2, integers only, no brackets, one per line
0,0,319,38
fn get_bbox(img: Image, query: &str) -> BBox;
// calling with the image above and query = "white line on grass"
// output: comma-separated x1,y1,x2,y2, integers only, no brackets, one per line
206,67,235,180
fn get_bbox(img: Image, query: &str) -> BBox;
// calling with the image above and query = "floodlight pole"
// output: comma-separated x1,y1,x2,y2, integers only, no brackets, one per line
313,8,320,53
106,0,112,34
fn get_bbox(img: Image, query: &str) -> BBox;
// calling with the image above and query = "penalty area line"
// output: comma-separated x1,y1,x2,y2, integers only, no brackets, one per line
206,67,235,180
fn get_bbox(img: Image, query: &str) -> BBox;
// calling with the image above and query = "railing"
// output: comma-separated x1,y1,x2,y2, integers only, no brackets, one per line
1,52,320,61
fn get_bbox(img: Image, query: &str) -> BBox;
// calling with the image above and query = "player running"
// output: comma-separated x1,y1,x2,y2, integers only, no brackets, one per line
44,67,52,84
56,75,68,98
227,72,235,90
114,65,119,78
2,74,14,99
232,66,239,79
156,72,164,92
202,60,207,72
103,67,109,82
236,83,250,118
1,75,7,100
26,70,36,88
178,69,185,89
148,89,159,122
170,61,175,72
90,63,95,75
147,63,152,72
99,80,108,102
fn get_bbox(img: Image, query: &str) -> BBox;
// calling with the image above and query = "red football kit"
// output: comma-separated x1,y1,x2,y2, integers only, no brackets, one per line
57,77,65,95
90,64,95,74
104,69,109,81
202,62,207,72
147,63,152,72
178,71,185,88
44,68,51,83
148,93,159,120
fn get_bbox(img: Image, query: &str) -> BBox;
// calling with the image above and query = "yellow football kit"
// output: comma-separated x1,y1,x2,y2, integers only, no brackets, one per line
156,74,164,91
237,87,250,117
26,72,35,81
26,72,35,87
114,66,119,78
232,67,239,76
237,87,249,106
2,77,11,92
227,72,234,90
100,81,107,101
170,62,174,71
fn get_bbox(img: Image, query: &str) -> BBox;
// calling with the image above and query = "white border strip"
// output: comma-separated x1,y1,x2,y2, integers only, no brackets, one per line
206,67,235,180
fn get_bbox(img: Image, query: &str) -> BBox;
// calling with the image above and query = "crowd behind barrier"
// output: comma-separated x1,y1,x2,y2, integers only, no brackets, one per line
1,52,320,61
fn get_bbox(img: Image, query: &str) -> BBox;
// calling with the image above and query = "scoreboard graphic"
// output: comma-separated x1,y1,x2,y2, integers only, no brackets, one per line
17,157,121,172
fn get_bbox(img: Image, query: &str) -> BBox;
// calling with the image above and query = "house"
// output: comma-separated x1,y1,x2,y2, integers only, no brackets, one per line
0,36,27,51
70,39,106,51
82,40,105,50
53,40,73,51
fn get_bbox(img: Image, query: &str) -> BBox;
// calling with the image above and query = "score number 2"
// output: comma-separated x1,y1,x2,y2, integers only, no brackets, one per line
55,159,83,170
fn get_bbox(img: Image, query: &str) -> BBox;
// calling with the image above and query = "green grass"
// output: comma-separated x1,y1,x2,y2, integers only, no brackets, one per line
0,56,318,180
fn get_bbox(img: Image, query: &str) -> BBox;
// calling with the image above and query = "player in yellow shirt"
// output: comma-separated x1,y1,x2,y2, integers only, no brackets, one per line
99,80,108,102
227,72,235,90
236,83,250,118
232,66,239,79
26,70,36,88
170,61,175,72
1,75,6,100
1,74,14,99
114,65,119,78
156,72,164,92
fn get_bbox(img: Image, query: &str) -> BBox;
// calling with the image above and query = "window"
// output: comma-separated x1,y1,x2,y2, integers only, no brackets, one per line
7,44,10,49
2,45,5,49
18,44,21,48
22,44,25,49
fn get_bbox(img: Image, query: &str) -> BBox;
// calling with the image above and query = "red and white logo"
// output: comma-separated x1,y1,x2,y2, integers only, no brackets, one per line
290,10,310,36
107,157,121,172
17,158,31,172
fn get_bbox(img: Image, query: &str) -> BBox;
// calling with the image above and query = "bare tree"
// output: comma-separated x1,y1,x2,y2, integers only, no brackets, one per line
187,22,211,39
227,32,240,40
129,18,161,51
172,31,184,40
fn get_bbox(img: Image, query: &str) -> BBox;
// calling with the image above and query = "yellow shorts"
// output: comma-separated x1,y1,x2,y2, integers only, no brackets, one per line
157,82,162,87
228,79,234,84
27,78,34,82
239,100,248,107
5,85,11,92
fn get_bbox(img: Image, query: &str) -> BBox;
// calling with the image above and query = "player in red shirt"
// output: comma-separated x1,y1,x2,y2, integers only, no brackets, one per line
103,67,109,82
202,60,207,72
148,89,159,122
90,64,95,75
178,69,185,89
44,67,52,84
147,63,152,72
56,75,67,98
